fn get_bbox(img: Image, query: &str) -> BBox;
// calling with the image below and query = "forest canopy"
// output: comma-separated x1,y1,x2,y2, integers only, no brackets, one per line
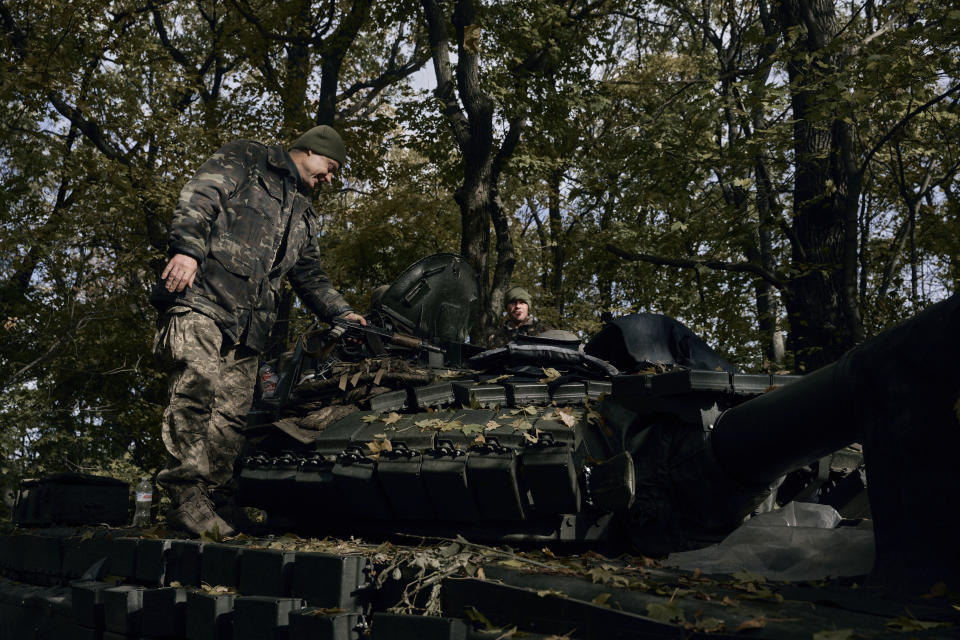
1,0,958,488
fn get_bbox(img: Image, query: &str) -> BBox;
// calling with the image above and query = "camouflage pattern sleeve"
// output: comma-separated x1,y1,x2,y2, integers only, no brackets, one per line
288,222,354,322
168,140,253,263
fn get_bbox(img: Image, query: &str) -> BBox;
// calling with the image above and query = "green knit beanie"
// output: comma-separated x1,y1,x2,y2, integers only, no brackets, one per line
292,125,347,166
505,286,533,311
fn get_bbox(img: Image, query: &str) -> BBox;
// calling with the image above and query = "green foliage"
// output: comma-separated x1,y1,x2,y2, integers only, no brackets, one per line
2,0,959,480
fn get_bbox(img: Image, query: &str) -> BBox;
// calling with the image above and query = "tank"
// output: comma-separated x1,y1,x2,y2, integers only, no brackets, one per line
237,253,869,554
3,254,957,640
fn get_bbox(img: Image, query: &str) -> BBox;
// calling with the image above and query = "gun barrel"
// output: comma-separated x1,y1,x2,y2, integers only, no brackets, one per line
711,359,858,486
709,292,960,592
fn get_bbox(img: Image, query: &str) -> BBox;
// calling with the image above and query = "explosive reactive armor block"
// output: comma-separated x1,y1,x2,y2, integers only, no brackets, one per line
13,473,129,527
289,610,363,640
141,586,188,639
290,552,370,612
232,596,304,640
101,585,145,636
186,591,235,640
371,612,467,640
239,549,296,597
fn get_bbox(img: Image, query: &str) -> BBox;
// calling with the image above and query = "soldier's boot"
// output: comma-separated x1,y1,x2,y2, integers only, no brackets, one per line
210,490,254,534
166,486,235,538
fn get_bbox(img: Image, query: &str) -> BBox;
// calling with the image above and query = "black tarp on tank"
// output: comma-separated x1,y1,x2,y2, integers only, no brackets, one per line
584,313,737,373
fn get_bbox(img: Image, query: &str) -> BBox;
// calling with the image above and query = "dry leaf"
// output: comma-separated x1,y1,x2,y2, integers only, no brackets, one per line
338,374,348,391
735,618,767,632
646,601,685,624
382,412,401,425
591,593,612,607
884,616,950,631
693,614,725,633
496,558,528,570
465,607,495,630
540,367,561,382
463,24,481,54
361,415,378,423
349,371,362,387
440,420,463,432
731,570,766,584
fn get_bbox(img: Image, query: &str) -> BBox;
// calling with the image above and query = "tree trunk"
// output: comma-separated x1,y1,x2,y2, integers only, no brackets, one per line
778,0,864,371
754,157,785,368
421,0,521,343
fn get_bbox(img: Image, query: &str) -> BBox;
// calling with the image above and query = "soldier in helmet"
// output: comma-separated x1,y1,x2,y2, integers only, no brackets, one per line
150,125,366,537
485,286,554,348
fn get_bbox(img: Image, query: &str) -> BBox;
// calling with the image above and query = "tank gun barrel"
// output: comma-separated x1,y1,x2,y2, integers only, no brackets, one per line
711,359,858,486
709,292,960,592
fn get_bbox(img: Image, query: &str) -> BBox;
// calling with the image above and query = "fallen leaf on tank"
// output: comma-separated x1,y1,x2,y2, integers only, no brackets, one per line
540,367,561,382
646,601,685,624
884,616,952,631
590,593,612,606
440,420,463,432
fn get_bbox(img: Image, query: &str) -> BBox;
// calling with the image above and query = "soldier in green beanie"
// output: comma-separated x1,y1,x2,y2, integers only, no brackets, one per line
484,285,554,347
150,124,364,537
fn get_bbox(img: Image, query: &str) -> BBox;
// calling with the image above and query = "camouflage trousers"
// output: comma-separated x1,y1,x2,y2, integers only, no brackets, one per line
153,306,258,506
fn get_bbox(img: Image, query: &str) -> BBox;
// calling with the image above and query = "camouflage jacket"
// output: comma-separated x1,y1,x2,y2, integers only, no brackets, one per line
484,317,554,349
151,139,353,352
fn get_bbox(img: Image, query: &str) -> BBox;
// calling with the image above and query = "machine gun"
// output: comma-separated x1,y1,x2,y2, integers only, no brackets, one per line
262,319,444,416
328,320,444,361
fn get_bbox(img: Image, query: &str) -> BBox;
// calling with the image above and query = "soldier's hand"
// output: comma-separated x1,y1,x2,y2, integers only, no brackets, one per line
340,312,367,326
161,254,198,292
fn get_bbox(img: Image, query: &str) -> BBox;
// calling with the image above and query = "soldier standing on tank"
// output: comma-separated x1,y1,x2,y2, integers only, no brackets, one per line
485,286,554,347
150,125,366,536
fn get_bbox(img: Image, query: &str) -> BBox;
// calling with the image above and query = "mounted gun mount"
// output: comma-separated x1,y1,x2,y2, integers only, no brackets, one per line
240,253,960,594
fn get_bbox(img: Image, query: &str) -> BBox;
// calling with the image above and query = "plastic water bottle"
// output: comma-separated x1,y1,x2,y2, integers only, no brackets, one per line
133,477,153,526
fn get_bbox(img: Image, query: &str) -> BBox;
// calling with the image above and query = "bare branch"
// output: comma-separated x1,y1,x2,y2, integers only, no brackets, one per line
861,81,960,173
421,0,469,150
605,243,785,289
